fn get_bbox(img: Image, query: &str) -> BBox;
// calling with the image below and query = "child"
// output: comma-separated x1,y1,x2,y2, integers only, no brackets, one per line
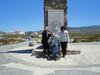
48,32,60,60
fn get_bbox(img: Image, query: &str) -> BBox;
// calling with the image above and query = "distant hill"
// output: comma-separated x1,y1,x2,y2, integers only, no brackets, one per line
68,25,100,34
0,31,6,34
67,25,100,42
31,25,100,35
68,25,100,30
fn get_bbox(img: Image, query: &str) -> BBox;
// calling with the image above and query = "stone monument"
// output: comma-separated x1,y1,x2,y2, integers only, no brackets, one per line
44,0,67,33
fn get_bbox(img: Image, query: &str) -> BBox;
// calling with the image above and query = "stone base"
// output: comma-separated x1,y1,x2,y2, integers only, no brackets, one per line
31,49,81,57
31,49,44,57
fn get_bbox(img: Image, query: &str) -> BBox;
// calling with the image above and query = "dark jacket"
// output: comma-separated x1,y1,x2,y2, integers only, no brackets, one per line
42,30,51,44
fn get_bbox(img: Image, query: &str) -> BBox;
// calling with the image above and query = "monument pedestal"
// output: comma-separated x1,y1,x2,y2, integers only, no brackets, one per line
44,0,67,32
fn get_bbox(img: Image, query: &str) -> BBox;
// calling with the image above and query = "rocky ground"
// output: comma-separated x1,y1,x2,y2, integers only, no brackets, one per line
0,42,100,75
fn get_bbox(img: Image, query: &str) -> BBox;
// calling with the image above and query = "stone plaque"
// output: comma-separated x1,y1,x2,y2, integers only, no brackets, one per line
48,10,64,33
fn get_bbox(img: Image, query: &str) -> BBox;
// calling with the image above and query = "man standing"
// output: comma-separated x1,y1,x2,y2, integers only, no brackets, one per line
42,26,51,57
57,26,69,58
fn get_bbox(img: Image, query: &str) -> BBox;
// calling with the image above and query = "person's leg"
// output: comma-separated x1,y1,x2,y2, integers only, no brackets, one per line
60,42,64,56
43,44,46,55
60,42,67,57
63,42,67,56
47,44,50,56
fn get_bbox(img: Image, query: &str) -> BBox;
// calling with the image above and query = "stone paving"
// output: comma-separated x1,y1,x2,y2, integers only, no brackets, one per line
0,42,100,75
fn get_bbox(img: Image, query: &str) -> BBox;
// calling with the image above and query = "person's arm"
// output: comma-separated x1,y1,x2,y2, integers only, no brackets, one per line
42,31,46,44
48,37,51,44
67,33,70,43
55,35,60,43
65,30,70,43
57,32,60,41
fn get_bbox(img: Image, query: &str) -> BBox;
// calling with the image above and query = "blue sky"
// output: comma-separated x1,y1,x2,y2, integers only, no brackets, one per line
0,0,100,32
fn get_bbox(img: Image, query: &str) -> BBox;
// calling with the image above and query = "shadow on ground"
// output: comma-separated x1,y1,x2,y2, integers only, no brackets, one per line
34,50,81,58
66,50,81,55
31,45,81,59
0,49,33,54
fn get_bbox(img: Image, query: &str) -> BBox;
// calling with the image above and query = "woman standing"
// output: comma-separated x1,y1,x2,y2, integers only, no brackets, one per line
57,26,69,58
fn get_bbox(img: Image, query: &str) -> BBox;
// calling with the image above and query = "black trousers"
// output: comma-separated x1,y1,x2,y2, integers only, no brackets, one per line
60,41,68,56
43,43,50,56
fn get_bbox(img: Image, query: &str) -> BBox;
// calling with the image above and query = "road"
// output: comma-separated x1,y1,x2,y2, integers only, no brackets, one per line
0,41,33,75
0,41,30,51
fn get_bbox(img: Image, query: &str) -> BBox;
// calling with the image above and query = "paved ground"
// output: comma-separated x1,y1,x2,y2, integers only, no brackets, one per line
0,42,100,75
0,41,29,51
0,41,33,75
46,70,100,75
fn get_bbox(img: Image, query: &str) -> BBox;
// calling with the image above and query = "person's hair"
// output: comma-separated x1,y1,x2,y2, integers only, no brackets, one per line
61,26,66,30
44,26,48,31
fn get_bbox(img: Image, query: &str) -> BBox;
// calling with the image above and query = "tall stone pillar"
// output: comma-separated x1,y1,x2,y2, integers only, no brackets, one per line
44,0,67,32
